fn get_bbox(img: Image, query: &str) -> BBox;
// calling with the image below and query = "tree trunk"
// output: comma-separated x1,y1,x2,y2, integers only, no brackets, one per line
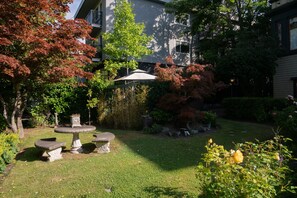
54,112,59,127
0,83,27,138
88,108,91,125
17,116,24,138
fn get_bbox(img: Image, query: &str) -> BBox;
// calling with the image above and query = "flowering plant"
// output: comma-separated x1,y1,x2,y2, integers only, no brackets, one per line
196,135,296,197
274,95,297,143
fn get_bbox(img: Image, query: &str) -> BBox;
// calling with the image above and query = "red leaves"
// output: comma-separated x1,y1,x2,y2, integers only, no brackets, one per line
154,59,215,126
0,0,96,82
0,38,12,46
155,62,214,99
0,55,30,78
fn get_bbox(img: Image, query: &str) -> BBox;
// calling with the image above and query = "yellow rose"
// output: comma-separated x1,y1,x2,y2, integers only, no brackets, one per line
233,150,244,163
208,138,213,144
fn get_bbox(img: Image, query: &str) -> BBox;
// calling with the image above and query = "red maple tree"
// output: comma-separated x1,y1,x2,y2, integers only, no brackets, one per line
154,59,215,126
0,0,96,137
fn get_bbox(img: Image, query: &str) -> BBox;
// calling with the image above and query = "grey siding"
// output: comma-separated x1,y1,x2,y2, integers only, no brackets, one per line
273,54,297,98
104,0,192,66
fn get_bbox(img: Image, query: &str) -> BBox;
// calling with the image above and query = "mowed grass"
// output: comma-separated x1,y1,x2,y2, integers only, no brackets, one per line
0,119,274,197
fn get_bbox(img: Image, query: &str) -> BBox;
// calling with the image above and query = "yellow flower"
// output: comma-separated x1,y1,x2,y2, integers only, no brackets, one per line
233,150,244,164
208,138,213,144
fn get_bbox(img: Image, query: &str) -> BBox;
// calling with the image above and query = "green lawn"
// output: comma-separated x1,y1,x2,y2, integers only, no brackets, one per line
0,119,274,197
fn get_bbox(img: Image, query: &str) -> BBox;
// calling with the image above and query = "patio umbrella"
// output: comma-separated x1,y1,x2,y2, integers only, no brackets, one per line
114,69,156,81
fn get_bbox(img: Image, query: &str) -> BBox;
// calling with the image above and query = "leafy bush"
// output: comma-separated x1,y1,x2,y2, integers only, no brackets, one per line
0,133,19,173
222,97,288,122
147,81,170,111
274,96,297,154
143,123,163,134
199,111,217,127
150,108,173,124
196,135,296,197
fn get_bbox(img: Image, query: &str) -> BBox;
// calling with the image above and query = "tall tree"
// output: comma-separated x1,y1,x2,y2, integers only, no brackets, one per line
0,0,96,137
167,0,279,96
103,0,152,76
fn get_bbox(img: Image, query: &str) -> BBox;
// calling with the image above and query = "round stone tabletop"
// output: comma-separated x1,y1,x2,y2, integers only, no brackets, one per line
54,125,96,133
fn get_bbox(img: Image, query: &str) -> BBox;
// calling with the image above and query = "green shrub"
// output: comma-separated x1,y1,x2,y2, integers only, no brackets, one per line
274,96,297,146
150,108,173,124
147,81,170,111
196,135,296,197
199,111,217,127
222,97,288,122
143,123,163,134
0,133,19,173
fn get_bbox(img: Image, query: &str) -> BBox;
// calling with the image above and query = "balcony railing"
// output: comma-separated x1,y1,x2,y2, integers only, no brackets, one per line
86,10,102,27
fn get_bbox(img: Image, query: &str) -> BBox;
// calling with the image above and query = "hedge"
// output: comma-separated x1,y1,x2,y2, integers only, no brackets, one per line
0,133,19,173
222,97,288,123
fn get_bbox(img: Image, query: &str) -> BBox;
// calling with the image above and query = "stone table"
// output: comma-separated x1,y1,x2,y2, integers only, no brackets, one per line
54,125,96,154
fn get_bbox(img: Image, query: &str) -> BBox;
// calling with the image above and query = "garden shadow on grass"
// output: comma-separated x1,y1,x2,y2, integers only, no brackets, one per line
114,131,207,171
82,143,96,154
144,186,193,198
16,147,42,162
17,143,97,162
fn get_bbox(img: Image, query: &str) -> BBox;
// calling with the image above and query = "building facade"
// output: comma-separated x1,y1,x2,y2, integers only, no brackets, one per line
271,0,297,98
74,0,194,70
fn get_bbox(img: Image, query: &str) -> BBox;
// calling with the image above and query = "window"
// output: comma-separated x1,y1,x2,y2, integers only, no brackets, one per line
175,14,190,26
289,16,297,50
175,40,189,53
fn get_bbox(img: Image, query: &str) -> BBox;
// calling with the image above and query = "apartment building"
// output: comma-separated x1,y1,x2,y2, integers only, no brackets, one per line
74,0,194,71
270,0,297,98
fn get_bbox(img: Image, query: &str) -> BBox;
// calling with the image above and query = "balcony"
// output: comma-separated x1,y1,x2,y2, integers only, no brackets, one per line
86,10,102,28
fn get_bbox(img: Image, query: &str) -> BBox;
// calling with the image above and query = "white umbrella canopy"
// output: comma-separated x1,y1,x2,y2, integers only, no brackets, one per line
114,69,156,81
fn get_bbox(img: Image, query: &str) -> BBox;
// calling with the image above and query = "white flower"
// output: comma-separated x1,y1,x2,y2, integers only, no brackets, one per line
288,95,294,100
230,149,235,155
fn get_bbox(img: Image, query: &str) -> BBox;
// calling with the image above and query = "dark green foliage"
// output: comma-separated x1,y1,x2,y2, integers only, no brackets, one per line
199,111,217,127
150,108,173,124
167,0,279,97
0,115,7,132
222,97,288,122
147,81,170,111
275,106,297,143
143,123,163,134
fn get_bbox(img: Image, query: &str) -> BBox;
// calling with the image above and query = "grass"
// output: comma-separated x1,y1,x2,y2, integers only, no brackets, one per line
0,118,274,197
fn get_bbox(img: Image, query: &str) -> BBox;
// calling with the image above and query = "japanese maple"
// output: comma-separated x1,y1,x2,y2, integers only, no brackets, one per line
0,0,96,137
154,59,215,126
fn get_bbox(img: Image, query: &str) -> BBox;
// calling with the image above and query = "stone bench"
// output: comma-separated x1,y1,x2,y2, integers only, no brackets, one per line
92,132,115,153
34,138,66,162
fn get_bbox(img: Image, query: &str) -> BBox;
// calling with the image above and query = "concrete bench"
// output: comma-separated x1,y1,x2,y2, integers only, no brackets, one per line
34,138,66,162
92,132,115,153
